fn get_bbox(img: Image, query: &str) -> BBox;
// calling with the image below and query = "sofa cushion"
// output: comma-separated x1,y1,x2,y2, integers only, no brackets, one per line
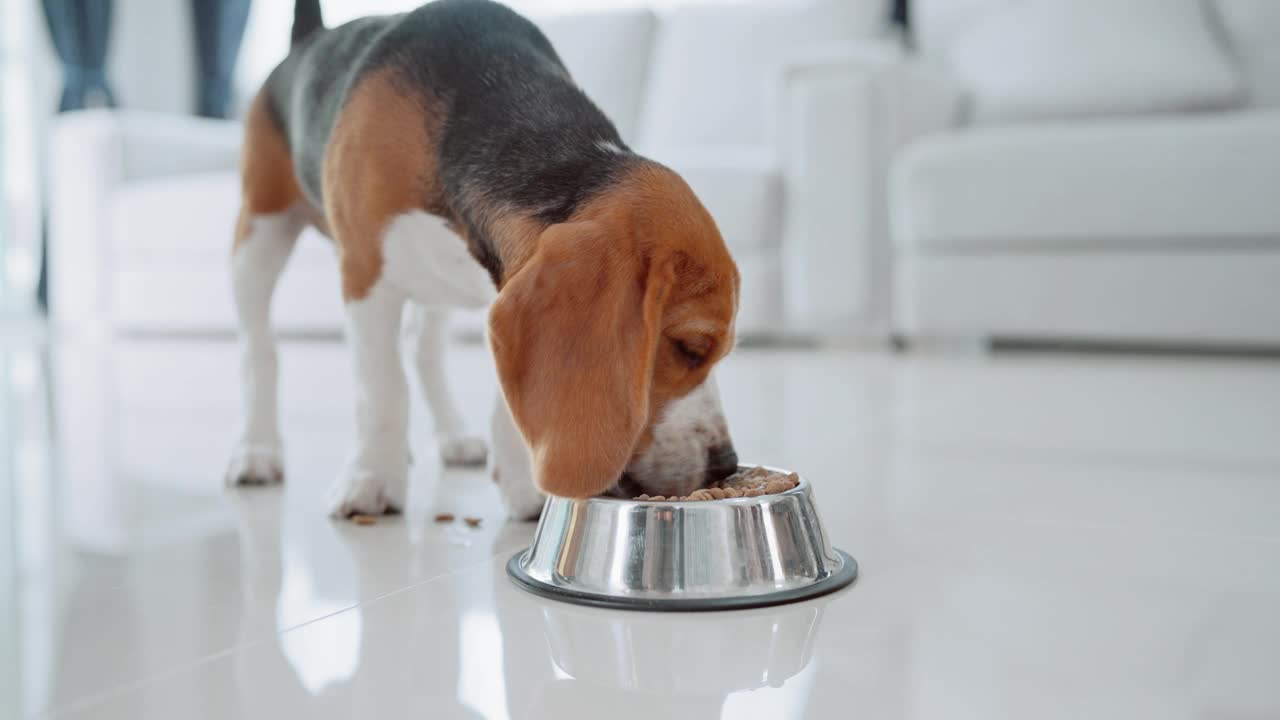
110,171,240,256
109,171,342,331
647,148,783,252
109,169,337,268
1213,0,1280,107
638,0,887,150
536,9,657,143
915,0,1244,123
891,110,1280,248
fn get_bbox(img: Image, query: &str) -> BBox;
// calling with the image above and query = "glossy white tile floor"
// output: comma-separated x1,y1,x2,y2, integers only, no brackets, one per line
2,338,1279,719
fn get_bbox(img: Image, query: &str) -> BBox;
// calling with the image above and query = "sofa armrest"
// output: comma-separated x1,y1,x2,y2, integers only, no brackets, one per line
47,110,242,334
779,42,961,334
56,110,244,181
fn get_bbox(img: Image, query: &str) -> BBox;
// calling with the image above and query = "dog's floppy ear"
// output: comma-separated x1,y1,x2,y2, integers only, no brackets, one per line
489,221,672,498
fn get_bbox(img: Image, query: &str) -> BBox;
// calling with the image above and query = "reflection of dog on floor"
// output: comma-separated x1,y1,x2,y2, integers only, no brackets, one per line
226,0,741,520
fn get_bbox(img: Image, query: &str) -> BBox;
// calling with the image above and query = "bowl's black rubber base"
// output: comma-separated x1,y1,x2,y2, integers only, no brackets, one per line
506,548,858,612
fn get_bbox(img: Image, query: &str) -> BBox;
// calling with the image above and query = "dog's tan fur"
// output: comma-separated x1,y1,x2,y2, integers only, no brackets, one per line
234,90,304,251
321,69,451,301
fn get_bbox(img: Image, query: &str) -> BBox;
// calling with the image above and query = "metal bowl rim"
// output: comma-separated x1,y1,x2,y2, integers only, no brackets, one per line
507,547,858,612
587,464,807,506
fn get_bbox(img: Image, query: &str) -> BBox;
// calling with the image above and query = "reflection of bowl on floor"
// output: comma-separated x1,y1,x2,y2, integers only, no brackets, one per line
539,599,827,693
507,467,857,611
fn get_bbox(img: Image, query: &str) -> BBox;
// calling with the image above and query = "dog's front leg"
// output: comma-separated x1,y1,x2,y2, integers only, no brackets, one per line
490,392,546,521
328,281,411,517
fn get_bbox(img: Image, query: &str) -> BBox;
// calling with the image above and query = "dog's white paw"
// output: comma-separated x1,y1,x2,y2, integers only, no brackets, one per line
225,445,284,486
439,435,487,467
327,466,407,518
491,462,545,521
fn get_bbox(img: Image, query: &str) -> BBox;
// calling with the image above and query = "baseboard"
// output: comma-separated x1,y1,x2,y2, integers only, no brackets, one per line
991,336,1280,359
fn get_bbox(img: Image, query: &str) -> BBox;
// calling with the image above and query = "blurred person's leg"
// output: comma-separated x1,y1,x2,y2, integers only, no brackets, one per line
40,0,116,111
191,0,251,118
40,0,116,312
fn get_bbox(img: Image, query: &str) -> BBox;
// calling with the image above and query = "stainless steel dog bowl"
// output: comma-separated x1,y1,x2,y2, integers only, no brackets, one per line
507,468,857,611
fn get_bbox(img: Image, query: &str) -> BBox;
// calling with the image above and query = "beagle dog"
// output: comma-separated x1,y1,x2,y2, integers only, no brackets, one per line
226,0,741,520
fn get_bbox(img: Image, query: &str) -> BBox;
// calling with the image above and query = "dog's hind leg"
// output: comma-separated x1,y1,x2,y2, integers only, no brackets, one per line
405,304,487,466
226,208,303,485
227,88,307,486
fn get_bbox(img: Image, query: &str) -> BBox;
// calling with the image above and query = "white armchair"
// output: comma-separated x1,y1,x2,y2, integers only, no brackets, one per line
48,111,251,336
778,42,959,335
634,0,895,335
877,0,1280,346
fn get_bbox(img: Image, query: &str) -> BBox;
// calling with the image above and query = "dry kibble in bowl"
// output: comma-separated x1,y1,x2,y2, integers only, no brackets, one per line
632,466,800,502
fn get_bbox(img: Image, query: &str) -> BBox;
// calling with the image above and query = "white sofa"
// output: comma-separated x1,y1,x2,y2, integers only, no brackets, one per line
48,1,894,339
866,0,1280,346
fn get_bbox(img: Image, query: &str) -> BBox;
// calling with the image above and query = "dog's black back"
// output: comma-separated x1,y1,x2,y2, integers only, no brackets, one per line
264,0,631,273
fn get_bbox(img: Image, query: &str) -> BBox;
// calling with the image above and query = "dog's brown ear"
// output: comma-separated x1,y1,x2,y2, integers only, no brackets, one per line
489,221,672,498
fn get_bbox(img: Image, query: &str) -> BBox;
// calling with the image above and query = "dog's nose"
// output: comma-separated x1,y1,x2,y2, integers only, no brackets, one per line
706,444,739,483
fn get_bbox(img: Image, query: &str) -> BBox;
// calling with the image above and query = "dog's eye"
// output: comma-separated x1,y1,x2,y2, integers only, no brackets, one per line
673,339,708,367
